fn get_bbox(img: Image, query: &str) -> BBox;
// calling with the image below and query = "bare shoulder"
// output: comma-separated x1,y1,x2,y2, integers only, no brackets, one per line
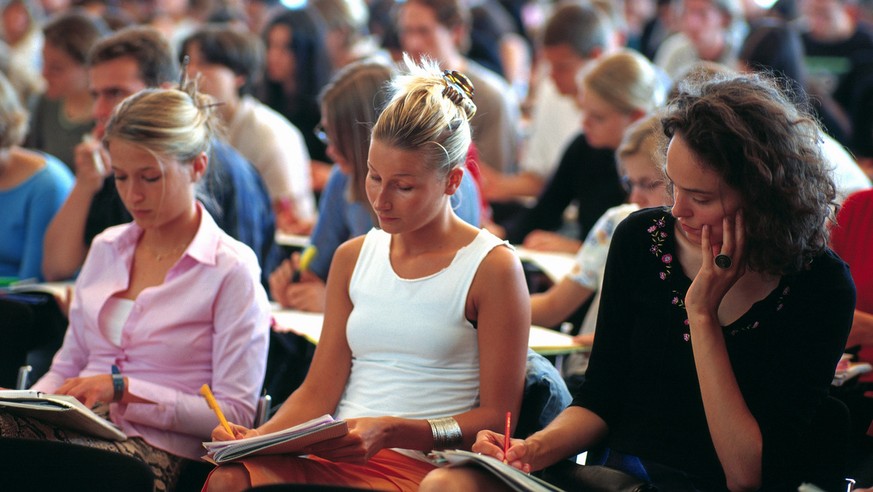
331,235,367,277
474,242,525,288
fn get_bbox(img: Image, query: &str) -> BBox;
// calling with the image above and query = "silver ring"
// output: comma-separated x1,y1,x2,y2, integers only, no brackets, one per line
715,254,732,269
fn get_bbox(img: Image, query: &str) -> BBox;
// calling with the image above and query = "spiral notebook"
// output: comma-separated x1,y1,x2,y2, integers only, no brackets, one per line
202,414,348,463
0,390,126,441
428,449,564,492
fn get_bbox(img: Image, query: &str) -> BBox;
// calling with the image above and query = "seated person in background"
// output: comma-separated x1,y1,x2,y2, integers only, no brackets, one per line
396,0,520,175
738,19,872,201
269,59,482,312
26,10,108,172
203,56,530,492
654,0,747,81
481,2,614,207
421,73,855,491
0,85,271,492
800,0,873,150
506,50,664,253
829,188,873,471
182,25,317,235
0,0,44,105
260,8,332,180
311,0,387,71
42,26,278,284
531,115,669,382
0,72,73,281
832,188,873,365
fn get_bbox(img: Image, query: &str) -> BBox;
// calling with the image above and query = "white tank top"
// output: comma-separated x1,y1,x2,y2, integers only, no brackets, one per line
335,227,507,420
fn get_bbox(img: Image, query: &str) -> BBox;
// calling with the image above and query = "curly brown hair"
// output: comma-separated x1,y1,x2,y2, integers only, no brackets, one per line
662,73,837,275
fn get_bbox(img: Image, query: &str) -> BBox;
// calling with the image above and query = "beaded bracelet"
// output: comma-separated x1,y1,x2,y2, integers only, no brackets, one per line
428,417,463,450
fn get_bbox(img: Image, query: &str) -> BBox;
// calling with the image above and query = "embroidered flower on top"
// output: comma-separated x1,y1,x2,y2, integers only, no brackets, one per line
648,215,672,280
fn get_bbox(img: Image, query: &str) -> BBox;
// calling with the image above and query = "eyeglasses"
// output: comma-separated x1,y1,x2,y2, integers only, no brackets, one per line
621,176,665,194
313,123,329,145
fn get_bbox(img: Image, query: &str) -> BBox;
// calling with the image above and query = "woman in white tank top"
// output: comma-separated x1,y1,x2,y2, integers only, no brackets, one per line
204,55,531,492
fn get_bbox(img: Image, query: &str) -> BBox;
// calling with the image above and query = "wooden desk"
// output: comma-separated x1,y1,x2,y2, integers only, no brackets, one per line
514,247,576,283
271,307,588,356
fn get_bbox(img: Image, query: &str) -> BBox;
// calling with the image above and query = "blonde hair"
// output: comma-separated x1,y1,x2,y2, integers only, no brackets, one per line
582,50,663,114
0,72,28,149
616,113,664,163
371,54,476,176
103,85,217,164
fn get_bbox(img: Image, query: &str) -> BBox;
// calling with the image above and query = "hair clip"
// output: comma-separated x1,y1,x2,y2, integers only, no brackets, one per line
198,101,226,110
179,55,190,89
441,69,474,107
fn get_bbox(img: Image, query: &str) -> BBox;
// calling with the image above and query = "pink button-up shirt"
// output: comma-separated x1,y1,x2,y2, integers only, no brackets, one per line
33,205,271,460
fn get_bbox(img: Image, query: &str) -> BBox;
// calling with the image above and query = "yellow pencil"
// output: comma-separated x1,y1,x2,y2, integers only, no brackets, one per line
200,384,233,435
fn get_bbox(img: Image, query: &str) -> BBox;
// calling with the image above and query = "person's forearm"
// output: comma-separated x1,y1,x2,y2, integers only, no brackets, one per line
690,312,762,491
523,406,608,472
42,184,94,280
846,310,873,348
496,172,545,199
380,406,515,452
531,279,593,328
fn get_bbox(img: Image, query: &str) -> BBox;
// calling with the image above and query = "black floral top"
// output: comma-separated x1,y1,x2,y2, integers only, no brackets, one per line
574,208,855,490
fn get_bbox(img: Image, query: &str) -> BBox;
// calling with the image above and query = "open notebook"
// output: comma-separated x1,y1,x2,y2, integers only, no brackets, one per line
428,449,564,492
0,390,126,441
202,414,348,463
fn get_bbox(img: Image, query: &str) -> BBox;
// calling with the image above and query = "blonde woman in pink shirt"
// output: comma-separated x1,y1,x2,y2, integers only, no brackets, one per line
0,84,271,491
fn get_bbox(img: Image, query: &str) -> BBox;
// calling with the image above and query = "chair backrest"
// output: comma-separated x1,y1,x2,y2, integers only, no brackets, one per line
0,438,154,492
515,349,573,439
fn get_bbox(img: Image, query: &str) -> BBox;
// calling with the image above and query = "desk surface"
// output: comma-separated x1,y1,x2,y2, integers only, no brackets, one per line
271,307,588,356
275,232,310,248
513,247,576,283
275,233,577,282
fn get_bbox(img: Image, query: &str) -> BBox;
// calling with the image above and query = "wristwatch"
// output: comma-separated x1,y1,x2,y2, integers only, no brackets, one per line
111,365,124,402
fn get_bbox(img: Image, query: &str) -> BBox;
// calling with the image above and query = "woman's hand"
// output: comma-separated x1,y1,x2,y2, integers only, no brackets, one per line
685,211,746,321
522,230,581,254
269,256,327,312
275,199,313,235
282,281,327,312
471,429,533,473
572,333,595,346
55,374,114,408
301,417,390,464
211,422,257,441
269,258,295,305
73,139,110,196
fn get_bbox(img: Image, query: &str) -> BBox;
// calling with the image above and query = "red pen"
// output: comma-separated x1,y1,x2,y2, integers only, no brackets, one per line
503,411,511,463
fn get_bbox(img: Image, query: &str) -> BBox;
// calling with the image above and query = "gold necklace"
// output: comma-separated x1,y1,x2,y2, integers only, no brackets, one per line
144,244,186,262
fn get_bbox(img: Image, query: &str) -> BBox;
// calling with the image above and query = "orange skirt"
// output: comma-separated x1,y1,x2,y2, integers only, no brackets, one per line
206,449,436,491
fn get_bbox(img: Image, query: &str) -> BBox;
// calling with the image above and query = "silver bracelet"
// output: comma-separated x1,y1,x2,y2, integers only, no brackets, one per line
427,417,463,450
